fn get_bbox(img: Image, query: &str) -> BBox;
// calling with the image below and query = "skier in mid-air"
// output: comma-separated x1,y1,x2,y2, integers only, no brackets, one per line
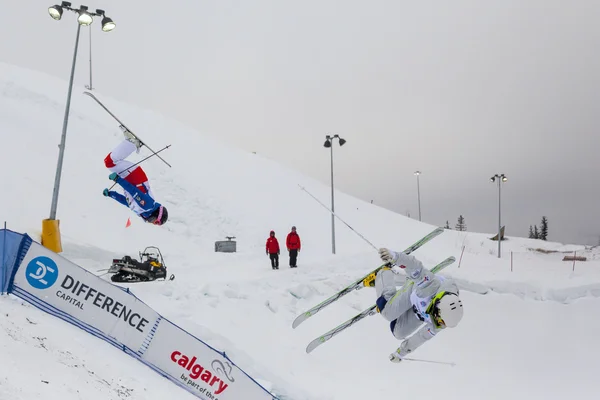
362,247,464,362
103,128,169,226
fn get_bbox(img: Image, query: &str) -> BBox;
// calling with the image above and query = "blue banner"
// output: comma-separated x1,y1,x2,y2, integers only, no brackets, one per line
0,228,31,294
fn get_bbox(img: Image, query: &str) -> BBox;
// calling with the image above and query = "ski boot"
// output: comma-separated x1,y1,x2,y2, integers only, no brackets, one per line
120,125,143,152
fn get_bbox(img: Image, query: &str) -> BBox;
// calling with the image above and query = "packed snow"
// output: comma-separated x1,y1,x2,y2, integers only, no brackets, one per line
1,62,598,399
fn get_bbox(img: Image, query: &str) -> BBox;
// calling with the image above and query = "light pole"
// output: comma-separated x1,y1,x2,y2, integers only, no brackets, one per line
85,26,93,90
44,2,115,252
324,134,346,254
490,174,507,258
414,171,422,221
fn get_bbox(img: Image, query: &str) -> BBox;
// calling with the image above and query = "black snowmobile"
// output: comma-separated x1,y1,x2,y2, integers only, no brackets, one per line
108,246,175,283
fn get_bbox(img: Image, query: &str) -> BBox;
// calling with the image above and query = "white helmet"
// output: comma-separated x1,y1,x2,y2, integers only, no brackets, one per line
434,293,464,328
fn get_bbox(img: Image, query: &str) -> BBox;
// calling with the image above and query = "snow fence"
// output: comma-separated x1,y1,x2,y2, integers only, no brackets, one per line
0,228,277,400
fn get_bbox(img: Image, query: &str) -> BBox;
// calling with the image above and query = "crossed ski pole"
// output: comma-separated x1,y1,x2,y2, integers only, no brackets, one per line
108,144,171,190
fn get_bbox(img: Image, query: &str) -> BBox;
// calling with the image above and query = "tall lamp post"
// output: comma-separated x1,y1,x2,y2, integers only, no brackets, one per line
490,174,507,258
324,134,346,254
414,171,422,221
85,26,93,90
43,2,115,252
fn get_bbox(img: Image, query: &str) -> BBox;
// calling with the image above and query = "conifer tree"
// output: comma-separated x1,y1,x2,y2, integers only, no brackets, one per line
540,216,548,241
455,215,467,231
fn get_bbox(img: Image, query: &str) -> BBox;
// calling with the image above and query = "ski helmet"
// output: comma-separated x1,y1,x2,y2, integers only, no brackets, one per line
432,292,463,328
158,206,168,225
148,205,168,226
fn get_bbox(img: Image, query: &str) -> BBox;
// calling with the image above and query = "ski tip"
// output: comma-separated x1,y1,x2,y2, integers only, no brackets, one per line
305,338,323,354
292,313,309,329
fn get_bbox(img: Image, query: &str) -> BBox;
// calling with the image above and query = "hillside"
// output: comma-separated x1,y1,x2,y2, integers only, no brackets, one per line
1,62,598,399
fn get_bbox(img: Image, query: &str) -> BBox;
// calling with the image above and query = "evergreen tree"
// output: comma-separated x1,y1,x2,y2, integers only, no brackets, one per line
540,216,548,241
528,225,534,239
455,215,467,231
444,220,451,229
533,225,539,239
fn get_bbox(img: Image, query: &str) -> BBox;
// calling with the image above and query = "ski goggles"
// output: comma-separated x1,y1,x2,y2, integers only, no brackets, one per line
146,206,164,225
425,291,449,329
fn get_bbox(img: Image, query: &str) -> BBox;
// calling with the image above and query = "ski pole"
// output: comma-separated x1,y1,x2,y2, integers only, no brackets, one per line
403,357,456,367
298,184,378,251
108,144,171,190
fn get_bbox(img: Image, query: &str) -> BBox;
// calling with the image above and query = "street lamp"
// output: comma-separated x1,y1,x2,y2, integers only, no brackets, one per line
414,171,422,221
44,2,115,253
490,174,508,258
324,134,346,254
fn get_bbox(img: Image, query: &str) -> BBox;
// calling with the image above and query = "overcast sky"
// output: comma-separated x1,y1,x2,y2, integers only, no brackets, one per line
3,1,600,244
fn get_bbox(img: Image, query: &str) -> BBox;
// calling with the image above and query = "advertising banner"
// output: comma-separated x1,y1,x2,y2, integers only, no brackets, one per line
12,242,160,352
1,230,277,399
143,319,275,400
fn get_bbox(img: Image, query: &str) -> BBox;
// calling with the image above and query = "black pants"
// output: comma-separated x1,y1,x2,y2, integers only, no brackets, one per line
269,253,279,269
289,249,298,267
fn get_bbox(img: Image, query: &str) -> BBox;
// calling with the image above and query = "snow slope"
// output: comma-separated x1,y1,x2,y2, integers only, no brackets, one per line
1,62,598,399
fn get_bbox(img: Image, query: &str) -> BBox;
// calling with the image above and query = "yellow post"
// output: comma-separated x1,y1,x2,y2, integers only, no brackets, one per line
42,219,62,253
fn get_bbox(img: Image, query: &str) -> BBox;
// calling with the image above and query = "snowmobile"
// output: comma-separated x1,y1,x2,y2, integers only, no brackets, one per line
108,246,175,283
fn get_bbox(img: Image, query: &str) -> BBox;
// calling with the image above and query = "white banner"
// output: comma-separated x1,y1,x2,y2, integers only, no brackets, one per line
13,242,159,352
143,319,274,400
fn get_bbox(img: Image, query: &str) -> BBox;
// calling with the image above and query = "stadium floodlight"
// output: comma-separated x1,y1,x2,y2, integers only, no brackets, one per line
101,16,115,31
48,5,63,20
77,6,93,25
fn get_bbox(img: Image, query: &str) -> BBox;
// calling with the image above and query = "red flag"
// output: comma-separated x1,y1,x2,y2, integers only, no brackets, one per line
125,217,131,228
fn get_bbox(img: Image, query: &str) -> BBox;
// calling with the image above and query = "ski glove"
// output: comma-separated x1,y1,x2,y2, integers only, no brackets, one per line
379,248,400,265
109,172,119,181
103,188,109,197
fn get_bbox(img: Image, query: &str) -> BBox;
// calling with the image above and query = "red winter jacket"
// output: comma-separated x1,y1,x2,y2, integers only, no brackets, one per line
266,235,280,254
286,232,301,250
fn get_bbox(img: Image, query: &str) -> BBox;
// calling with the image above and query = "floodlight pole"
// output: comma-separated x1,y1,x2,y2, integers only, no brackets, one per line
491,174,507,258
329,141,336,254
49,22,82,220
497,177,501,258
324,134,346,255
85,26,93,90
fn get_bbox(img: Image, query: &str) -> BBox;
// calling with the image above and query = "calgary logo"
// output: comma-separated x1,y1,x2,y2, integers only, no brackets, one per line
26,256,59,289
211,359,235,383
171,351,230,395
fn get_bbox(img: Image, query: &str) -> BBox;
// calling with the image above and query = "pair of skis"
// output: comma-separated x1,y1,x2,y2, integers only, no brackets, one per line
292,227,455,354
83,91,172,168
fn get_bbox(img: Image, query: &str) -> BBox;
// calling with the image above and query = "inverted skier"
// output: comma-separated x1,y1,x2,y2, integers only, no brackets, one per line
102,128,169,226
362,248,464,362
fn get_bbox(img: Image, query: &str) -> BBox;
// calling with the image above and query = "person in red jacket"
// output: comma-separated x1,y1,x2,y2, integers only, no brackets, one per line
266,230,280,270
286,226,301,268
